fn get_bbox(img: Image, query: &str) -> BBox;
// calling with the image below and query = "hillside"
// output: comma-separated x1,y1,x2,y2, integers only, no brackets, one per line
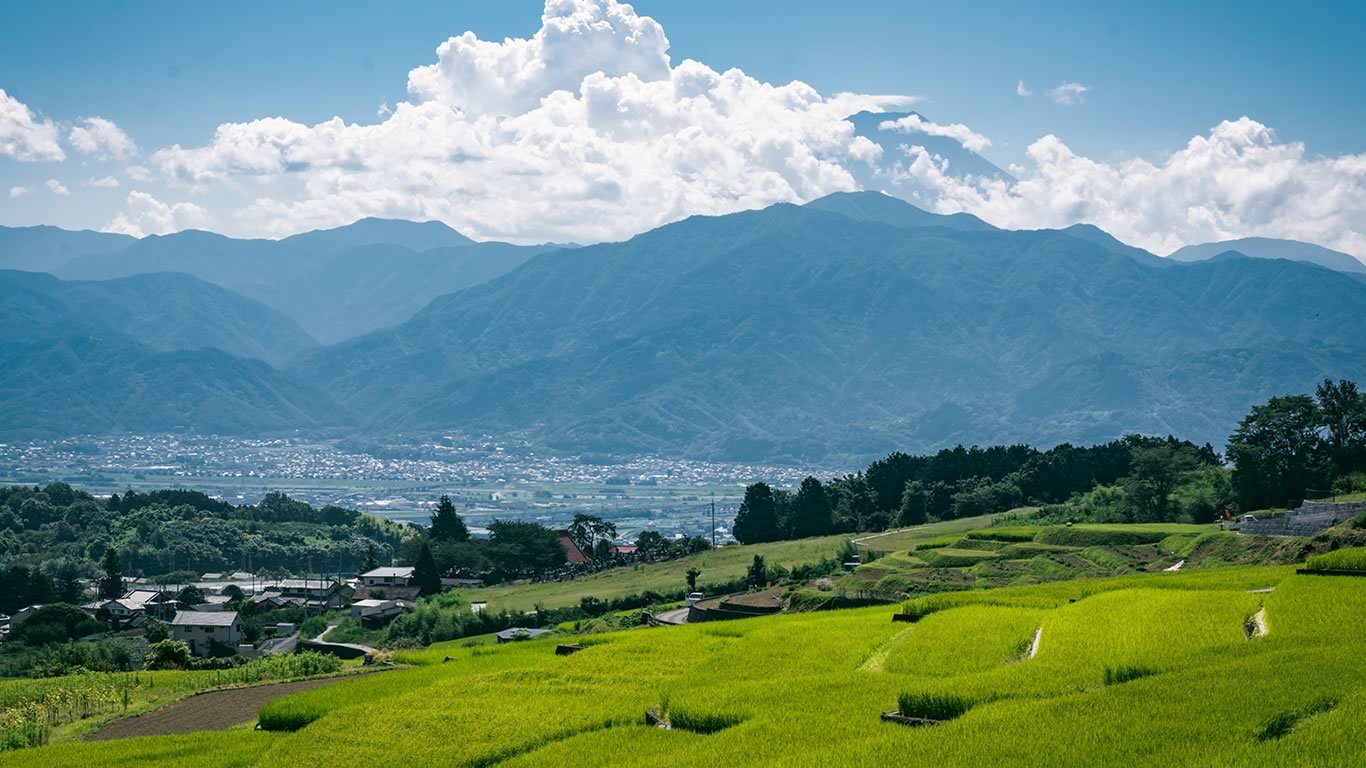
55,223,554,343
296,201,1366,462
0,334,347,439
0,274,345,440
0,270,318,365
1169,237,1366,275
8,566,1362,767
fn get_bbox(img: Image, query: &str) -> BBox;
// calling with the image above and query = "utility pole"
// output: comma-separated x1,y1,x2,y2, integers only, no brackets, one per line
710,496,716,548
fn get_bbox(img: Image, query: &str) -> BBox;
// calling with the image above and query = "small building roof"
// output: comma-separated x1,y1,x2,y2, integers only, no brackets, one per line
170,611,240,627
352,599,392,608
361,566,415,578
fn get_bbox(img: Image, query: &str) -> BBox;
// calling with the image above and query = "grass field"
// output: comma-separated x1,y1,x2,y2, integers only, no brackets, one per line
8,561,1364,767
463,532,856,612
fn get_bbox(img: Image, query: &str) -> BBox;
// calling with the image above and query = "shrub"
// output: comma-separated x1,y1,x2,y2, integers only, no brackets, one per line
1256,697,1338,741
1103,665,1156,685
145,640,192,670
668,707,747,734
896,692,972,721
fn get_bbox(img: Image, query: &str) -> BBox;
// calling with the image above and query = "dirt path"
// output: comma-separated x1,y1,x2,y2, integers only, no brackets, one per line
1027,627,1043,659
1246,607,1269,639
88,677,354,741
1164,559,1185,572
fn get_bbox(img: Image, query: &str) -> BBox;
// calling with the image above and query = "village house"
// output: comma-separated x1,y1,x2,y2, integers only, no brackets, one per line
170,611,243,656
350,598,415,626
360,566,415,588
261,579,354,610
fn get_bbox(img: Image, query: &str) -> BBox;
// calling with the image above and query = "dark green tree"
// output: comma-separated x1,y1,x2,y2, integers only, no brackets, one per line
746,554,767,589
99,546,123,599
733,483,780,544
1227,395,1328,510
1121,445,1195,522
485,521,565,579
363,543,379,573
789,477,832,539
567,514,616,558
685,566,702,593
1317,379,1366,474
54,560,84,604
635,530,671,559
176,585,206,608
897,480,930,526
412,541,443,597
429,495,471,542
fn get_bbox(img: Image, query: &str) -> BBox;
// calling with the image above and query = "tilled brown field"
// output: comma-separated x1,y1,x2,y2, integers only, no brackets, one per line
88,676,353,741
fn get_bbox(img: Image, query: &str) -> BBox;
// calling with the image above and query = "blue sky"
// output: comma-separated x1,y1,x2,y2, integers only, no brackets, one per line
2,0,1365,257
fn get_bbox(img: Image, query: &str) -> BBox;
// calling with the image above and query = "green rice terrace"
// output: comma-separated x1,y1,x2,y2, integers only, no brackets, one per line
4,563,1364,767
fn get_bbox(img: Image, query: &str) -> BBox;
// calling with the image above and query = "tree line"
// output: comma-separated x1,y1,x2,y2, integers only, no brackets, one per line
733,379,1366,544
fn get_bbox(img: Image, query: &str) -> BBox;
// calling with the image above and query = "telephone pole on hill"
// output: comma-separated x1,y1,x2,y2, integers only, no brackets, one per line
711,496,716,548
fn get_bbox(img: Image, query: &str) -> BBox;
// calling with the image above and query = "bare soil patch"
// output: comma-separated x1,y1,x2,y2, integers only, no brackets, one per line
88,676,355,741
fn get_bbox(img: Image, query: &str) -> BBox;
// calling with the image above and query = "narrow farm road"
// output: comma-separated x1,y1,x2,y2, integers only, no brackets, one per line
654,607,690,625
1164,560,1185,572
88,677,354,740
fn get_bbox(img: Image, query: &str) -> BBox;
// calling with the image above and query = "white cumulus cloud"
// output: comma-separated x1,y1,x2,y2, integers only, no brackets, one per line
104,190,211,237
878,113,992,153
46,179,70,196
0,88,65,161
8,186,28,198
144,0,911,242
1051,82,1088,105
893,117,1366,259
68,117,137,159
83,175,121,188
1016,80,1031,97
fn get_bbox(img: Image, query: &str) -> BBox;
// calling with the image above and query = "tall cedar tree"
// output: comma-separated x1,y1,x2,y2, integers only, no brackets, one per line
99,546,123,599
429,495,470,541
413,541,443,596
733,483,780,544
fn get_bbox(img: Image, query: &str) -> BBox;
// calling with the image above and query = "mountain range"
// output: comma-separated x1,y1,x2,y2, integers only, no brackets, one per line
3,191,1365,462
1168,236,1366,277
51,219,557,344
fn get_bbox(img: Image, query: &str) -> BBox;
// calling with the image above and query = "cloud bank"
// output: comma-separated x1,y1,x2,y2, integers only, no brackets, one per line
895,117,1366,258
3,0,1365,261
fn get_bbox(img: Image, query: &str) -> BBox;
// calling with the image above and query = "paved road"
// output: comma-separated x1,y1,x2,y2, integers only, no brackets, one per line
654,607,689,625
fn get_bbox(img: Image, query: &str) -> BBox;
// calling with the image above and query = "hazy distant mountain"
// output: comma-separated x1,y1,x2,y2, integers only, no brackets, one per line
56,224,554,343
0,270,317,365
295,202,1366,462
0,334,345,439
1169,237,1366,275
803,191,994,232
281,217,475,253
0,225,134,272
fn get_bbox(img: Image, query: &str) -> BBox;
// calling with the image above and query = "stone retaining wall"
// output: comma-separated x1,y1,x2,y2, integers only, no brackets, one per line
1237,501,1365,537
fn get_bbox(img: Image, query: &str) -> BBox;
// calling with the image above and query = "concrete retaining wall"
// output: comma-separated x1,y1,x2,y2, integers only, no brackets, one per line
1238,501,1365,537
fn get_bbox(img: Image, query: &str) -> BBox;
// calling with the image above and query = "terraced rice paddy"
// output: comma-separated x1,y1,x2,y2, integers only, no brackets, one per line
8,563,1364,767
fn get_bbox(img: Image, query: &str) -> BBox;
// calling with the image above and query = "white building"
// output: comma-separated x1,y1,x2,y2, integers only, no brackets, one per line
170,611,243,656
359,566,415,588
